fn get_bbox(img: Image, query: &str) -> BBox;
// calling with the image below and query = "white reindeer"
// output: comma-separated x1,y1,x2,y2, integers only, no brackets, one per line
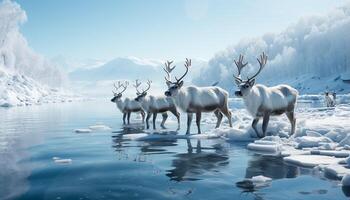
134,79,180,130
164,59,232,134
324,92,336,107
111,81,145,124
232,53,298,138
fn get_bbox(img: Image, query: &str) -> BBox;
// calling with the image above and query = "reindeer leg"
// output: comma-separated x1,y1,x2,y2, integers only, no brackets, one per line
186,113,193,135
252,118,260,138
153,112,158,130
123,113,127,125
161,112,168,129
127,112,131,124
214,110,223,128
196,112,202,134
170,107,180,130
262,113,270,137
286,111,296,135
146,112,151,129
221,105,232,128
140,110,145,123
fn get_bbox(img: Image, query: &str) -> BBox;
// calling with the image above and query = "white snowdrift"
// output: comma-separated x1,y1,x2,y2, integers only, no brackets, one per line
0,68,80,107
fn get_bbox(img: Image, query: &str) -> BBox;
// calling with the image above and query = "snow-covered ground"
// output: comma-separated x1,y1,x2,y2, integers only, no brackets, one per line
0,68,81,107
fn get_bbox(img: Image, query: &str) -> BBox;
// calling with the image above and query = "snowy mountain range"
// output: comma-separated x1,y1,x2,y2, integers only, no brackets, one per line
68,57,207,97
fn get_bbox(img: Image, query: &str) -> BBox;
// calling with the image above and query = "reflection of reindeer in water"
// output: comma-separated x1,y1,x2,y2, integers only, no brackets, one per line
166,139,229,181
236,154,299,196
244,155,299,180
325,92,336,107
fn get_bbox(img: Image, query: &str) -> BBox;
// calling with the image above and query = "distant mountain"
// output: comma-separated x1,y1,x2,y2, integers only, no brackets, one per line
68,57,207,97
69,57,163,82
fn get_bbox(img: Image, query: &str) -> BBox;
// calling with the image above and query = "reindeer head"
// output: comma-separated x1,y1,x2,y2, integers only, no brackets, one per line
164,58,191,97
233,52,267,97
111,81,129,102
134,79,152,102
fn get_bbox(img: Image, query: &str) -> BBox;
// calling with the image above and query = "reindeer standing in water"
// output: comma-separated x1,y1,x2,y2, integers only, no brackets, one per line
232,53,298,138
164,59,232,134
134,79,180,130
111,81,145,124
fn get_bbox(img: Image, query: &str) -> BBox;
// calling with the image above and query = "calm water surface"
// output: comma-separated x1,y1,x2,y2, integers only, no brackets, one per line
0,100,348,200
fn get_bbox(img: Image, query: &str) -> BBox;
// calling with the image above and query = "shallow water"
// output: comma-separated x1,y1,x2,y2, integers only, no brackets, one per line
0,100,349,200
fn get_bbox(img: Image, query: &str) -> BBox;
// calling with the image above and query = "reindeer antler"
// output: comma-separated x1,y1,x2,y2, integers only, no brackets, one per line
163,60,176,84
113,80,128,94
133,79,142,95
175,58,191,83
248,52,267,81
233,54,248,83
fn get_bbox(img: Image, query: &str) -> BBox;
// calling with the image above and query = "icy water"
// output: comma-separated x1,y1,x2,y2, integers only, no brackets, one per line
0,100,349,200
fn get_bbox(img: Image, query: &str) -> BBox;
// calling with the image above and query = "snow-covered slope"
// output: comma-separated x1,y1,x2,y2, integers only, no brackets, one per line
193,2,350,94
0,0,73,107
0,68,79,107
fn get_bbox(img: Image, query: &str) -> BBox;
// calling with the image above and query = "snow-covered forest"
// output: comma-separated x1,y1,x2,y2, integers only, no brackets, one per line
193,2,350,94
0,0,76,107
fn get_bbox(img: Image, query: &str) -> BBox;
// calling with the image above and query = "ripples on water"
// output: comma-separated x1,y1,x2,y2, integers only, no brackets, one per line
0,100,349,200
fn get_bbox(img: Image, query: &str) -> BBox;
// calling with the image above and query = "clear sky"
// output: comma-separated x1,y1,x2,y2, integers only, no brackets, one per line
16,0,347,61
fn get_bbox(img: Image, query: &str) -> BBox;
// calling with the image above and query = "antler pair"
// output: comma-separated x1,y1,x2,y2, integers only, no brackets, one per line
113,81,129,94
134,79,152,95
164,58,191,84
233,52,268,82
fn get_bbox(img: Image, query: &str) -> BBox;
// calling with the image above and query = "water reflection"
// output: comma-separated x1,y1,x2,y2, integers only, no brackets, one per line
245,155,299,179
166,139,229,181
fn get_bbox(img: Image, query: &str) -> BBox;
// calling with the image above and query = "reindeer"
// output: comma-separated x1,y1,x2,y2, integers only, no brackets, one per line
232,53,298,138
134,79,180,130
111,81,145,124
164,59,232,134
324,92,336,107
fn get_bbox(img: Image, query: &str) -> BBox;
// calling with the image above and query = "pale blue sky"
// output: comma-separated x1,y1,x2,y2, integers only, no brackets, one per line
16,0,347,61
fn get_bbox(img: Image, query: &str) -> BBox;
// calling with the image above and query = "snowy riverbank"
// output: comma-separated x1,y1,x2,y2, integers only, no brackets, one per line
0,69,82,107
118,98,350,185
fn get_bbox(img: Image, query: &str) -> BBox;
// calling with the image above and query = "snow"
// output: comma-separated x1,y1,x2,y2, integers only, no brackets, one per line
0,68,81,107
0,1,78,107
284,155,342,167
193,2,350,94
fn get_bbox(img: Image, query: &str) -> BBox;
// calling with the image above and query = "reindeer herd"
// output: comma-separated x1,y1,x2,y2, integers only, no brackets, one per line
111,53,299,138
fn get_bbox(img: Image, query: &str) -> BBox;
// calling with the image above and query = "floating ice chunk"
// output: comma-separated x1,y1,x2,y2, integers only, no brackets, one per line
53,158,72,164
325,130,348,143
251,175,272,183
294,136,332,149
340,135,350,147
74,128,92,133
310,150,349,157
88,124,112,131
283,155,342,167
342,174,350,186
211,127,254,142
247,136,284,153
236,175,272,190
306,130,323,137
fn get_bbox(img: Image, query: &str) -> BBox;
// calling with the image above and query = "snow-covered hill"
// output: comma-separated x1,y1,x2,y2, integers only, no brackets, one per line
0,0,73,107
0,68,79,107
193,2,350,94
